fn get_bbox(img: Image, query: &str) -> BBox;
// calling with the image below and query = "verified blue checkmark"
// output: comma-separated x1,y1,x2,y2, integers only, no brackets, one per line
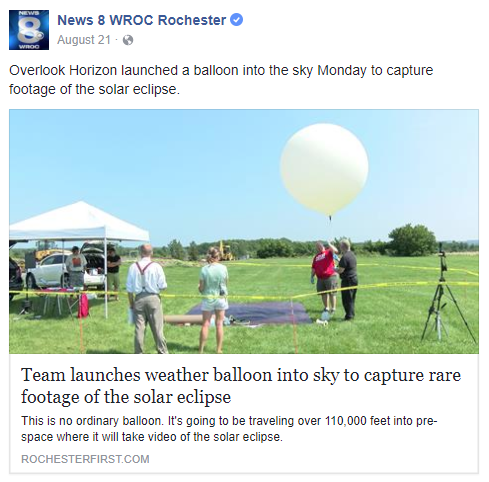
230,13,243,26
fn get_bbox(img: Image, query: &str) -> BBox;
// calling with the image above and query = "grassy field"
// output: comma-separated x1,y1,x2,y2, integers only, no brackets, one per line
9,255,479,354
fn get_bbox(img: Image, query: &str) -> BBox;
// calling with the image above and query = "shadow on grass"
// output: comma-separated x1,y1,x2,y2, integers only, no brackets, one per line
84,343,198,355
167,341,198,354
10,293,108,312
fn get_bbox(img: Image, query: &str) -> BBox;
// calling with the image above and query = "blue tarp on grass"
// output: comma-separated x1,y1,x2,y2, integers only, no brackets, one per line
187,301,312,326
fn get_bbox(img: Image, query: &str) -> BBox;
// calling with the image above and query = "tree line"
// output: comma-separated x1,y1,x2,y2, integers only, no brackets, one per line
153,224,478,259
10,224,478,260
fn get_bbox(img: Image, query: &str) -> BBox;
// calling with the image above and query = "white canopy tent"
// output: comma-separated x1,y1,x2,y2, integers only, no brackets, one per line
9,201,150,318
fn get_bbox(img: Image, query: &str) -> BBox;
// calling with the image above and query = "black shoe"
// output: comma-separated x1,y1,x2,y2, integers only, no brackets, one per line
343,316,354,321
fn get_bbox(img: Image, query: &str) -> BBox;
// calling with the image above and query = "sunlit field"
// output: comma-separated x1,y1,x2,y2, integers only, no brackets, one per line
9,255,479,354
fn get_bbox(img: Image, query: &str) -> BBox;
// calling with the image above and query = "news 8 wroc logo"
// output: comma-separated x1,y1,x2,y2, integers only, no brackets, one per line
9,10,49,50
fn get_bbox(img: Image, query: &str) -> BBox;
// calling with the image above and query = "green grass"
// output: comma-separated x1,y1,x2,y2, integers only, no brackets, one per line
9,255,479,354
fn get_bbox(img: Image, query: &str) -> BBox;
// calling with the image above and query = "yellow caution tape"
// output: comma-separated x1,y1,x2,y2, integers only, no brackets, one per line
364,264,479,277
295,280,479,299
9,280,478,302
229,261,479,277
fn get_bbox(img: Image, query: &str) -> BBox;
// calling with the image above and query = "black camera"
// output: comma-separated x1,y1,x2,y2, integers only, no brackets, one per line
438,243,447,272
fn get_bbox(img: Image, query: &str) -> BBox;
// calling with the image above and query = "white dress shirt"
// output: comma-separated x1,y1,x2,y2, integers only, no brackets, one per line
126,257,167,294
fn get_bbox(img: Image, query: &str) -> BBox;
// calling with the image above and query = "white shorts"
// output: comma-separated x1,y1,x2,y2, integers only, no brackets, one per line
202,298,228,312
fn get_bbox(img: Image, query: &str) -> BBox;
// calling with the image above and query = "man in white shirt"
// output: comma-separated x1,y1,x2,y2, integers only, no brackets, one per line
126,244,168,354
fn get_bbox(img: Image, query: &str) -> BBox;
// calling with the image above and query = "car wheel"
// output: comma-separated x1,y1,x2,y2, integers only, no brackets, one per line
26,274,38,290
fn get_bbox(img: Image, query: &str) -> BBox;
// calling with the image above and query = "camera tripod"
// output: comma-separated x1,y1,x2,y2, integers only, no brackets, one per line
421,245,476,343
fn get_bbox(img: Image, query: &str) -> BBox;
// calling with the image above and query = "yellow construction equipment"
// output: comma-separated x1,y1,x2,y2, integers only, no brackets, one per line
219,240,234,261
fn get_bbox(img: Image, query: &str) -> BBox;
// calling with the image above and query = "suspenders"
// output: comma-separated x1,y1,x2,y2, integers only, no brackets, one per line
136,261,154,292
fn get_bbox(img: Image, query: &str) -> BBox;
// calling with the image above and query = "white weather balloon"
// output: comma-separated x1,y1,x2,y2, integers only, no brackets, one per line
281,124,368,217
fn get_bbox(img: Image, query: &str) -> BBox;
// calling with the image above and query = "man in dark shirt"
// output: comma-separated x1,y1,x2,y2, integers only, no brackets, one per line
107,247,122,301
337,239,358,321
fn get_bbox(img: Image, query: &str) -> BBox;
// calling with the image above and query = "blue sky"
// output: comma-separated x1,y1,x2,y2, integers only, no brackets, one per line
9,110,478,246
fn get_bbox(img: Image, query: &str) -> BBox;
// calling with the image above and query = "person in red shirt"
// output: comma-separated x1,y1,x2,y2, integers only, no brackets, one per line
311,241,339,316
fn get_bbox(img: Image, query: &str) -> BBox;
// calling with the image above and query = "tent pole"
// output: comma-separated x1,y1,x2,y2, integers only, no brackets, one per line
62,240,65,288
104,235,108,319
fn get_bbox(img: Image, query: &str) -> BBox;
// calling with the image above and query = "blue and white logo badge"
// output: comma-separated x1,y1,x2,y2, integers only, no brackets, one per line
9,10,50,50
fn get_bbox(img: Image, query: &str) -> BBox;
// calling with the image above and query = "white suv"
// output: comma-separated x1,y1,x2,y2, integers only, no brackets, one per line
26,251,105,289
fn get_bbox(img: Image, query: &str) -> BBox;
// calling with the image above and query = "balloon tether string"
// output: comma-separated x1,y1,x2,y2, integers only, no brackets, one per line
328,215,333,241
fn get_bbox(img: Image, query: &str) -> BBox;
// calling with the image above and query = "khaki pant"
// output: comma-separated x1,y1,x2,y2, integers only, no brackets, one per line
316,274,338,294
134,293,168,354
107,272,120,295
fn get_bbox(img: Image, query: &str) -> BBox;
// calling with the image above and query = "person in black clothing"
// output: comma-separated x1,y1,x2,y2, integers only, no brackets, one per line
107,247,122,301
337,239,358,321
